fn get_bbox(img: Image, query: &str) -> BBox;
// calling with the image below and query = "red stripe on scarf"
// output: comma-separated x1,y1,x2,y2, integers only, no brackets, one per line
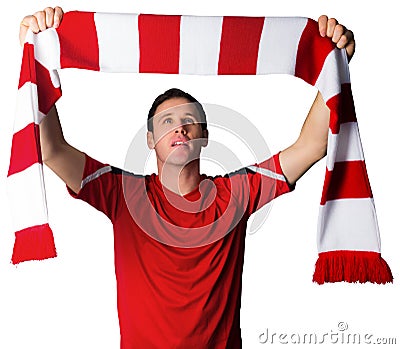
295,18,335,86
8,123,42,176
327,83,357,134
18,43,36,88
138,14,181,74
321,160,373,205
218,16,265,75
57,11,100,71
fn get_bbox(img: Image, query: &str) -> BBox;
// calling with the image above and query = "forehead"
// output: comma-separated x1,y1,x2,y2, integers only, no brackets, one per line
154,97,199,118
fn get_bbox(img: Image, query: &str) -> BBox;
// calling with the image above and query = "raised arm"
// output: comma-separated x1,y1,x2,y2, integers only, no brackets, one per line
39,105,85,194
20,7,85,194
279,15,355,185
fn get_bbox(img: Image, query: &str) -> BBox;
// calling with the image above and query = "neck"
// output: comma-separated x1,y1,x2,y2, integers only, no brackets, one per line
158,160,201,196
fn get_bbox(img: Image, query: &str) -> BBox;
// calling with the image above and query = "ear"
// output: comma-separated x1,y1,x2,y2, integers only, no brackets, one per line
147,131,155,149
201,129,209,147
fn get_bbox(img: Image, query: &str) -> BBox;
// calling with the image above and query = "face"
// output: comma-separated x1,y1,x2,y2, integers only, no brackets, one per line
147,97,208,168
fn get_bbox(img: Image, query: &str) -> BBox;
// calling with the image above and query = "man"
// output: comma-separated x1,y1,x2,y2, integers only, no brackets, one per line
20,7,355,348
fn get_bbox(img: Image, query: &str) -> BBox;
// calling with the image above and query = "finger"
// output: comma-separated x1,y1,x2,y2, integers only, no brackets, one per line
332,24,346,43
33,11,47,31
345,29,355,46
344,31,355,61
318,15,328,37
20,15,40,33
53,6,64,28
336,30,353,49
336,35,347,49
335,32,355,62
326,18,338,38
44,7,55,28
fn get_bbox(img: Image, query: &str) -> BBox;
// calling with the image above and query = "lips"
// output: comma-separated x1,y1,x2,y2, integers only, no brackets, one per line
171,138,189,147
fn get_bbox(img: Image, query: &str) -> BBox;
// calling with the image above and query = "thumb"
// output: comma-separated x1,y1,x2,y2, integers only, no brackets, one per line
19,16,39,46
19,22,29,46
346,39,355,62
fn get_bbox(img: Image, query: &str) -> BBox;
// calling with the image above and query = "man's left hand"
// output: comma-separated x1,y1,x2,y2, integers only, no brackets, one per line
318,15,355,61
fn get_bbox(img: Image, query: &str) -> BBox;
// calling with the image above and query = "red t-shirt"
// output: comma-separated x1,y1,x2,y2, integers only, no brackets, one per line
68,153,294,348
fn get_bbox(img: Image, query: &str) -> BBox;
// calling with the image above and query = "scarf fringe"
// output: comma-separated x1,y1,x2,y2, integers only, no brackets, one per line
313,250,393,284
11,224,57,265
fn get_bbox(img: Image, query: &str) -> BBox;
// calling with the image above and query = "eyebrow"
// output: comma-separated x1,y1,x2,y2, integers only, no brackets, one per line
157,112,198,123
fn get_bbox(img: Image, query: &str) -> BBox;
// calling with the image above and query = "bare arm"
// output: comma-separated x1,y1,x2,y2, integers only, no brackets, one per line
279,15,355,185
40,106,85,194
279,91,329,184
20,7,85,194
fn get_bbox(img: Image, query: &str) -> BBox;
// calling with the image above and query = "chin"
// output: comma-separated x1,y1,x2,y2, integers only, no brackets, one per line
167,147,200,164
167,156,192,167
168,153,201,167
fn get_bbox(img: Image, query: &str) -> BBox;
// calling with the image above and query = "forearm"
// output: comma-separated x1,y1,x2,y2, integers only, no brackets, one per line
39,105,67,163
39,105,85,193
280,91,330,185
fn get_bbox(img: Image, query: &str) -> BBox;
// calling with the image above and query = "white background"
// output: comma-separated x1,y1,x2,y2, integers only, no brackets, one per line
1,1,399,348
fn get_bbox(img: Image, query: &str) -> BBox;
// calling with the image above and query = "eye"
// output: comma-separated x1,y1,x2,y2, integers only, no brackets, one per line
163,118,173,124
183,118,195,124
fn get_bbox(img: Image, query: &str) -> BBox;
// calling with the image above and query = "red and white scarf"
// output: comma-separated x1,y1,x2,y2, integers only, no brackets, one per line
8,11,392,284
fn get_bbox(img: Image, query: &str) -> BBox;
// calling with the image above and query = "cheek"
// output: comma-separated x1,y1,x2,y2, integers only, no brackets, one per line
189,125,205,137
195,129,208,144
152,130,167,146
153,134,171,155
153,125,175,143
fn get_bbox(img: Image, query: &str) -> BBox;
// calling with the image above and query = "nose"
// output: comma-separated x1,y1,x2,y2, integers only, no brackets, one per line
174,125,187,135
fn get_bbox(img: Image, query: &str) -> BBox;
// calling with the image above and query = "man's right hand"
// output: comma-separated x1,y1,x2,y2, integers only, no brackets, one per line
18,6,85,194
19,6,64,46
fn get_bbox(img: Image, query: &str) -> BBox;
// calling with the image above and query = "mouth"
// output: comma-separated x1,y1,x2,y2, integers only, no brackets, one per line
171,140,189,147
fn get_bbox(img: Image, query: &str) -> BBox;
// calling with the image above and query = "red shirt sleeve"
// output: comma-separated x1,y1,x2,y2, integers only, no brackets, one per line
67,153,122,222
246,152,295,215
225,152,294,216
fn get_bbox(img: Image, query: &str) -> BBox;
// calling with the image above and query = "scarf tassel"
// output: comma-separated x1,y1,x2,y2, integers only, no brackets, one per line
313,250,393,284
11,224,57,265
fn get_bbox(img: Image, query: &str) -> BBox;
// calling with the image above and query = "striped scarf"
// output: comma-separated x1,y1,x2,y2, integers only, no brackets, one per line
8,11,392,284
